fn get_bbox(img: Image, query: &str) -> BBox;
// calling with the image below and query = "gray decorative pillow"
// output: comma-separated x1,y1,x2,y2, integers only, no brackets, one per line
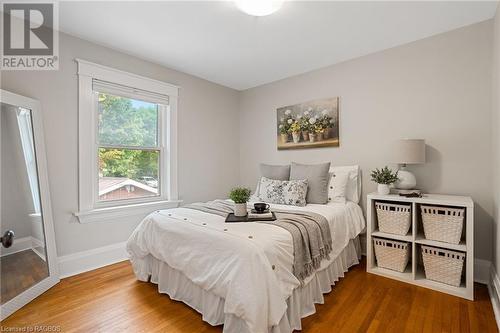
260,164,290,180
253,164,291,199
257,177,308,206
290,162,331,204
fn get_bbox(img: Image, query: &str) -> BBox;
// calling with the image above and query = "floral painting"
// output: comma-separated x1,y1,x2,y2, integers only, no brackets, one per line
277,97,339,150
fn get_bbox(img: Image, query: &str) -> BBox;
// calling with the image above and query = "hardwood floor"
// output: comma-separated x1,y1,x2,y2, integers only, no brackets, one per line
1,249,48,304
1,258,498,332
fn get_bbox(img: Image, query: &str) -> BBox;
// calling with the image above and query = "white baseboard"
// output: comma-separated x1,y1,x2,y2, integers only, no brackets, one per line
58,241,128,279
31,236,44,248
0,236,32,256
475,259,492,284
31,237,46,261
1,236,46,261
489,266,500,330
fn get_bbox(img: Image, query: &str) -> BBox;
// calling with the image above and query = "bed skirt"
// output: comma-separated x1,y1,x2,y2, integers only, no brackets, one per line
145,237,361,333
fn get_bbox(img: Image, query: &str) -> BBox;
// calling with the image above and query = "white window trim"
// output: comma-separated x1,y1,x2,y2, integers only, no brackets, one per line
16,108,41,213
74,59,180,223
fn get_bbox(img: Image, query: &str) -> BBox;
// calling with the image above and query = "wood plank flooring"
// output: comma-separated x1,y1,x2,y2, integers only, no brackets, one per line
1,258,498,332
1,249,48,304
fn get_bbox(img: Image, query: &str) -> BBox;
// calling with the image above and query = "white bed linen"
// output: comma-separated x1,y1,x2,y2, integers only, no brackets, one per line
127,201,365,333
145,238,361,333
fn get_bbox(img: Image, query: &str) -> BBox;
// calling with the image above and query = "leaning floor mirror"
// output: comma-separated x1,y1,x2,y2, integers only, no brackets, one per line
0,89,59,320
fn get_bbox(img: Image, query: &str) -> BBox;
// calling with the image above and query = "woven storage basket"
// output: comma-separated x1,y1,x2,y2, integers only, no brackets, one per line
421,245,465,287
421,206,465,244
373,237,410,272
375,202,411,235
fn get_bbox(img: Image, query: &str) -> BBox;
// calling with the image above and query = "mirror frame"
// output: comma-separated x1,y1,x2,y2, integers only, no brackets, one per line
0,89,59,320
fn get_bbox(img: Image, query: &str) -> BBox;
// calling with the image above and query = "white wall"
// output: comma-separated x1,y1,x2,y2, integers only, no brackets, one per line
239,21,494,261
1,106,33,239
1,18,496,266
492,5,500,274
1,32,240,257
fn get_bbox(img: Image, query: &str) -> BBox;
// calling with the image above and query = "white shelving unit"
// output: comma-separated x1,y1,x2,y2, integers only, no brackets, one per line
366,193,474,300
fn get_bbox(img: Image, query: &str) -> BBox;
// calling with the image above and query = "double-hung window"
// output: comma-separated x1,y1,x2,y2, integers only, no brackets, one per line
95,81,164,203
75,60,179,223
16,108,41,213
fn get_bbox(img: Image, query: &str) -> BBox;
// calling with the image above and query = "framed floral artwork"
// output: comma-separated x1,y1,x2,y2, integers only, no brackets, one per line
277,97,339,150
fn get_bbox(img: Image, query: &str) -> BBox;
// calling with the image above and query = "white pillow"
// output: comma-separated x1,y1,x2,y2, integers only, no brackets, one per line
327,170,350,204
328,165,361,203
257,177,308,207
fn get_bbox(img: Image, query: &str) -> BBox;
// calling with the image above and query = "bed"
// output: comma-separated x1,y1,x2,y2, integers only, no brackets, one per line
126,198,365,333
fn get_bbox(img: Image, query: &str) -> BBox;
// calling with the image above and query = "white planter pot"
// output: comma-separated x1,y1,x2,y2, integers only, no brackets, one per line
234,203,247,217
377,184,390,195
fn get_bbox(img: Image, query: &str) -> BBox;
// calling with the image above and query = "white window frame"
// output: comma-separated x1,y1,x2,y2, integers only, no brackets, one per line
91,82,165,208
74,59,180,223
16,108,41,213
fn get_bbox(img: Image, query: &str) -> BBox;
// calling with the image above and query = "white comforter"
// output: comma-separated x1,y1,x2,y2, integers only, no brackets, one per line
126,201,365,333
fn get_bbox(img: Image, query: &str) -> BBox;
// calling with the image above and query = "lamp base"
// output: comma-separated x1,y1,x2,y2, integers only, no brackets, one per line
395,169,417,190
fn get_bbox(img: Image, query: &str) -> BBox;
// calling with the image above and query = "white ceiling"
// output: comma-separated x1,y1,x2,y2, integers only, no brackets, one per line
59,1,498,90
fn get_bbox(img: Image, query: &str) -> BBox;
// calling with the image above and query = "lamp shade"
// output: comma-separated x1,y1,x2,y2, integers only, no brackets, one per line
394,139,426,164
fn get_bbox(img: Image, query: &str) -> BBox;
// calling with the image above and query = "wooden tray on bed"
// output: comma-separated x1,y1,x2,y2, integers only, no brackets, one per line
225,212,277,223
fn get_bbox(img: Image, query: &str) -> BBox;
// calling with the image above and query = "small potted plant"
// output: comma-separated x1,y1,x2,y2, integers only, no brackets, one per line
289,120,301,143
229,187,252,217
308,117,318,142
320,110,332,139
279,110,294,143
279,122,289,143
328,118,335,137
315,123,325,141
371,167,399,195
300,110,312,141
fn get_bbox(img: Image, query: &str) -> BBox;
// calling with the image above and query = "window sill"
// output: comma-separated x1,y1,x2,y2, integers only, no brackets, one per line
74,200,183,224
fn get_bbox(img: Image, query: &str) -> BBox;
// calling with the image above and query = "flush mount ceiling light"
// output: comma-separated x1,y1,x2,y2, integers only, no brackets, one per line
235,0,284,16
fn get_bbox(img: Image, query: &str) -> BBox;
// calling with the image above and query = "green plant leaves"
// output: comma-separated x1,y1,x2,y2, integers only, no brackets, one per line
229,187,252,204
370,166,399,185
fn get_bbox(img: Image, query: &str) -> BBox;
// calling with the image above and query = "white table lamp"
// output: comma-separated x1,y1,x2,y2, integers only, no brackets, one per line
394,139,426,190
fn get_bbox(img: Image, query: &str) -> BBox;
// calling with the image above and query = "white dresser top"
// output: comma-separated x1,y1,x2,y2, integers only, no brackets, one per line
367,193,473,208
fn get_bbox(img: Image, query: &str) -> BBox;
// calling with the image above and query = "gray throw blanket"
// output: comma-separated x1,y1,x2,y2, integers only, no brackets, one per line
183,200,332,282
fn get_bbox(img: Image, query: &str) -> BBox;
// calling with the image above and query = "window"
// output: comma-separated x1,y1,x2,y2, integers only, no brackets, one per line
75,59,179,223
95,88,161,203
16,108,41,213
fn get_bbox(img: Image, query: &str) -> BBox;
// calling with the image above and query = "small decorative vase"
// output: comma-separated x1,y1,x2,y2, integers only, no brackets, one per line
234,203,247,217
292,132,300,143
377,184,390,195
309,133,316,143
280,133,289,144
323,128,330,139
317,132,324,141
302,131,309,141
